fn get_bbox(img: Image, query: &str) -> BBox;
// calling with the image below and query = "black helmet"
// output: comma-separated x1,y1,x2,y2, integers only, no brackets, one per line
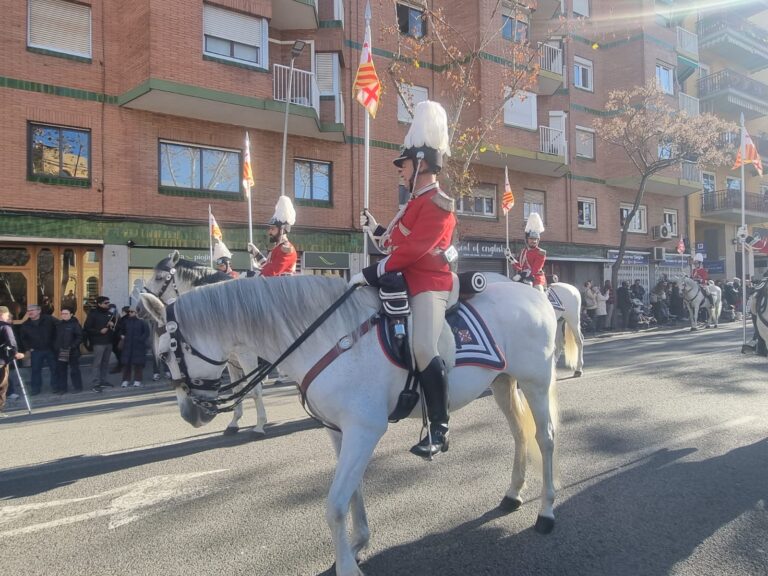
392,146,443,174
215,256,230,266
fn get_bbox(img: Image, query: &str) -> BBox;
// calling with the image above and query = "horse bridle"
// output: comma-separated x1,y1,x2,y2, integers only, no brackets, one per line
143,262,179,300
681,280,702,306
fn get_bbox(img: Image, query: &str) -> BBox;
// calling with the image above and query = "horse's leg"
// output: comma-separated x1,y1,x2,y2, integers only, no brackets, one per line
250,382,267,436
224,363,244,435
690,303,698,331
328,429,370,560
327,425,384,576
570,315,585,376
553,319,564,366
490,374,529,511
518,373,557,534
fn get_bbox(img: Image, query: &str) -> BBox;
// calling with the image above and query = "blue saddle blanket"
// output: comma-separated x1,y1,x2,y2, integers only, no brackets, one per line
378,301,506,371
547,288,565,311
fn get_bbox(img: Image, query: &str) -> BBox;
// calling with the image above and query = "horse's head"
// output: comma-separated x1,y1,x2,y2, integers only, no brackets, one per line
140,292,228,428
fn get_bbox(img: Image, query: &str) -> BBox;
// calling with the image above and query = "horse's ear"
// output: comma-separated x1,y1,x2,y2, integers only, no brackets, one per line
170,250,181,266
139,293,167,325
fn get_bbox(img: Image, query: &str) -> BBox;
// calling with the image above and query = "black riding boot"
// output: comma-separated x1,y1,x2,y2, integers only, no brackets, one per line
410,356,450,458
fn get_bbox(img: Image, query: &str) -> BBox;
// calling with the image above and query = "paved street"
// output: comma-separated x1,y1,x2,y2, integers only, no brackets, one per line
1,322,766,576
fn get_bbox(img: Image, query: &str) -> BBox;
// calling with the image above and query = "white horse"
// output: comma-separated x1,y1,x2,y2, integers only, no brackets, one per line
751,279,768,346
677,276,722,331
140,252,268,436
141,276,559,576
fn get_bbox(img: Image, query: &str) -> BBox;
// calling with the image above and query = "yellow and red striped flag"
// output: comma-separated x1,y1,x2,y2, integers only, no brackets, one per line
210,212,222,242
243,132,255,197
502,166,515,215
676,235,685,255
733,127,763,176
353,21,381,118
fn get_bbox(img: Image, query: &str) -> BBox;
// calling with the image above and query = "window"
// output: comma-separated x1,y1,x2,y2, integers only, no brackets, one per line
28,0,91,59
295,159,332,204
203,4,268,67
578,197,596,229
619,203,647,233
656,63,674,95
457,184,497,218
316,53,340,96
573,56,593,91
502,7,529,43
575,126,595,159
702,171,716,194
726,176,741,193
397,3,426,38
159,141,240,194
504,90,538,130
663,209,678,236
28,123,91,183
573,0,590,17
658,141,673,160
397,84,429,123
524,190,545,223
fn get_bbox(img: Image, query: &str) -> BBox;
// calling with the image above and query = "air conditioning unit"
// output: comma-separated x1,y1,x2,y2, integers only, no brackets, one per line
653,246,667,261
652,223,673,240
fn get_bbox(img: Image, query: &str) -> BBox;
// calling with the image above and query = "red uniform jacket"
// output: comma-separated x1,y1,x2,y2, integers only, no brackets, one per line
378,183,456,296
691,266,708,284
261,240,297,277
514,246,547,287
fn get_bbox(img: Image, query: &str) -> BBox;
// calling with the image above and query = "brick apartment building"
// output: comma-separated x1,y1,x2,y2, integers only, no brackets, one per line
1,0,764,321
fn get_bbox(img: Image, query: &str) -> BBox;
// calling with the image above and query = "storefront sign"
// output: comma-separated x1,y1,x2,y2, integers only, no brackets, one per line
303,252,350,269
705,260,725,274
457,240,506,259
607,250,649,265
129,247,250,269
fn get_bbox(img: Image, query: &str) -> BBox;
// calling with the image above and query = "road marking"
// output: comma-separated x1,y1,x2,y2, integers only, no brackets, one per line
0,469,227,537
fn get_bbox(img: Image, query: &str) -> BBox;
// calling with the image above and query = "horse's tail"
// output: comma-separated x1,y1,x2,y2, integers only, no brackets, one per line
562,318,579,370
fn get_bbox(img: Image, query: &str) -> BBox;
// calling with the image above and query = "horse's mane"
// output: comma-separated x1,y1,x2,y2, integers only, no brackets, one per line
173,276,375,349
156,256,220,286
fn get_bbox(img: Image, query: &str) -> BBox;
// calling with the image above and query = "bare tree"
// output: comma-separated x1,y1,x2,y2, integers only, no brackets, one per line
595,83,735,324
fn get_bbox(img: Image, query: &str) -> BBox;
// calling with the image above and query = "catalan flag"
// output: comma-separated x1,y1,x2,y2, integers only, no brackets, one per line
243,132,255,197
353,20,381,118
502,166,515,216
733,127,763,176
210,212,222,242
676,235,685,255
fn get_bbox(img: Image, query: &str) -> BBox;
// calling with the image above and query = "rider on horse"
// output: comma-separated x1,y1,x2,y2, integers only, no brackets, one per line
352,100,457,458
691,253,713,306
506,212,547,292
212,240,239,280
248,196,298,277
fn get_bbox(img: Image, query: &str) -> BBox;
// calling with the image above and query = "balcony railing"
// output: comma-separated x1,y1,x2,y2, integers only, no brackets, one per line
698,69,768,101
539,126,566,158
679,92,699,116
273,64,320,117
681,161,700,182
701,189,768,214
538,42,563,75
699,14,768,48
676,26,698,57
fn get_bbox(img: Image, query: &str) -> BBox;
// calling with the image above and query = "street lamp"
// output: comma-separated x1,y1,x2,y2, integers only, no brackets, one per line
280,40,307,198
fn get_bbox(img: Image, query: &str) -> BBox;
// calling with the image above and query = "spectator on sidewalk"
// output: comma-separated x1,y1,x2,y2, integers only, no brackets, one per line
630,279,645,303
84,296,116,391
1,306,25,417
110,306,130,375
20,303,58,395
116,308,149,388
595,286,609,332
582,281,598,333
54,307,83,394
617,281,633,330
602,280,615,330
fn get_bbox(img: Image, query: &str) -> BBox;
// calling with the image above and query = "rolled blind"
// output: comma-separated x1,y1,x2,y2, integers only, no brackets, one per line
28,0,91,58
203,4,262,47
316,53,336,95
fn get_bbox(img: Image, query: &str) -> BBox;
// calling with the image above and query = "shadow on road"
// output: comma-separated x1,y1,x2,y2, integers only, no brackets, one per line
355,438,768,576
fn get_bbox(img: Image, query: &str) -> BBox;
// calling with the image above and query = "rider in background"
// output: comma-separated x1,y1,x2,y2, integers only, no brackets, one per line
353,100,456,459
248,196,297,277
506,212,546,292
212,239,239,281
691,253,713,306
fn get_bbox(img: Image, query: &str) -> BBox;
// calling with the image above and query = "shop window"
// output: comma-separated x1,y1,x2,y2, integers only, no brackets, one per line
295,159,332,205
0,248,31,267
29,123,91,183
159,141,241,195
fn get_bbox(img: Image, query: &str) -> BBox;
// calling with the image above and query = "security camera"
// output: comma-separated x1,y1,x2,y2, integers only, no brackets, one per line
127,240,136,248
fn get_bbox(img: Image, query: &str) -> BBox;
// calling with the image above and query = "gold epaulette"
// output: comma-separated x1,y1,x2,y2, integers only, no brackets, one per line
431,189,455,213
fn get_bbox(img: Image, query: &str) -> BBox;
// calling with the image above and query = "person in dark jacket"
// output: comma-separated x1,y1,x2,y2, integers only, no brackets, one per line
0,306,25,417
617,281,633,330
110,306,131,374
20,303,58,395
83,296,116,391
116,308,149,387
54,307,83,394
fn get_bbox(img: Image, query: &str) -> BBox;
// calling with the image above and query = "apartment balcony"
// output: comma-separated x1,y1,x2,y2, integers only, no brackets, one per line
675,26,699,83
698,69,768,120
700,189,768,224
118,64,344,142
536,42,563,95
475,125,568,177
698,15,768,72
679,92,699,116
271,0,318,30
607,161,701,198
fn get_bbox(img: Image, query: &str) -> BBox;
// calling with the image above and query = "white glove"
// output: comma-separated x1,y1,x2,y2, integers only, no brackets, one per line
360,209,378,230
348,272,368,287
247,242,263,258
504,248,517,264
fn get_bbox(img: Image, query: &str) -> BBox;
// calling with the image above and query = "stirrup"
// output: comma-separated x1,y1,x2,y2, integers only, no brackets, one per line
410,424,449,459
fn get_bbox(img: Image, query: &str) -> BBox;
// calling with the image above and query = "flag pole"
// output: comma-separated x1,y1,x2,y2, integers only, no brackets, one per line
362,1,372,268
505,210,510,278
740,113,748,345
208,204,213,267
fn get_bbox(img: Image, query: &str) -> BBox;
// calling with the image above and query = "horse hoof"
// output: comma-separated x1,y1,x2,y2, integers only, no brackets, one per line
690,327,697,332
251,428,266,438
498,496,523,513
573,370,582,378
223,427,239,436
534,515,555,534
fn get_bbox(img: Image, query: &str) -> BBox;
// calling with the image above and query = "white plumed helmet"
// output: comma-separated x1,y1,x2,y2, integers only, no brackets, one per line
268,196,297,232
525,212,545,240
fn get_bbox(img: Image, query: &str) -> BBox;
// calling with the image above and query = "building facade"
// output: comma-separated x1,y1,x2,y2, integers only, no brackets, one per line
1,0,738,321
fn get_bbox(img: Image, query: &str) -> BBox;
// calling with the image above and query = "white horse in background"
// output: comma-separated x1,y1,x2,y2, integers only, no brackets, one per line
140,251,268,436
141,276,559,576
676,276,722,331
751,278,768,347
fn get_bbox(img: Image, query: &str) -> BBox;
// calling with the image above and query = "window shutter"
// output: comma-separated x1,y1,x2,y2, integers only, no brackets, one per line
203,4,263,48
28,0,91,58
316,53,336,95
505,90,537,130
